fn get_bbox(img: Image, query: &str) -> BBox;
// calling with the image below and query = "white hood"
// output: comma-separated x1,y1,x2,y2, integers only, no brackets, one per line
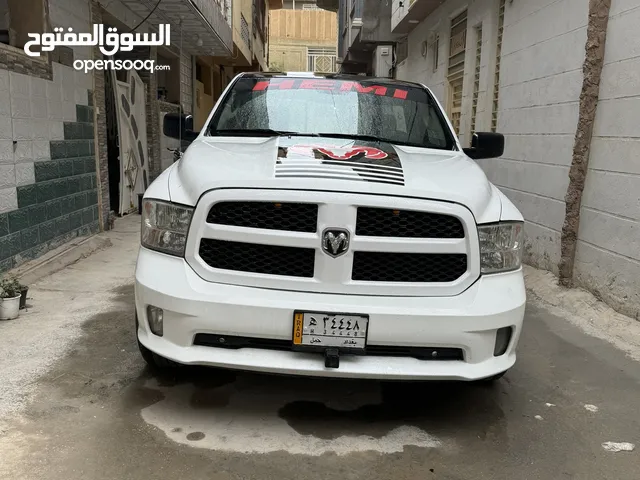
166,136,504,223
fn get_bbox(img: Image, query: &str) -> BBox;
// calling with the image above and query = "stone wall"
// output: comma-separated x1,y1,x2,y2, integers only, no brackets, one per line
90,0,110,231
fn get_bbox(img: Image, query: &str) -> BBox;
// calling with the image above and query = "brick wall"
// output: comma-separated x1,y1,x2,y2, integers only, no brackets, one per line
90,0,110,231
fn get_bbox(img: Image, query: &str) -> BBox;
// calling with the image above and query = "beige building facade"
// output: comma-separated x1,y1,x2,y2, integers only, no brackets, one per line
268,0,337,72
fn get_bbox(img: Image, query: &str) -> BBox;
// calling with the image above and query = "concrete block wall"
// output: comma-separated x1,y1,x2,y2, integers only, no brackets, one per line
575,2,640,319
397,0,588,275
0,0,99,271
478,0,588,275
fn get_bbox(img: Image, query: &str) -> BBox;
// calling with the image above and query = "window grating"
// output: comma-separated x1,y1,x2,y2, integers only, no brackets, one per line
470,24,483,138
492,0,506,132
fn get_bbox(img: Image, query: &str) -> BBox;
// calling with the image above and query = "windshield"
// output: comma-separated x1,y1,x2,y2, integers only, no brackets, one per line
206,76,457,150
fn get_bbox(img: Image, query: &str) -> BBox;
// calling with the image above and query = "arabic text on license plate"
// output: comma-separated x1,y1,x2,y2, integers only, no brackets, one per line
293,312,368,349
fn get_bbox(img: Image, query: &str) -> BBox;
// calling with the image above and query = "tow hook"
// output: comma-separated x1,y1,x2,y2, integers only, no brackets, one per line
324,348,340,368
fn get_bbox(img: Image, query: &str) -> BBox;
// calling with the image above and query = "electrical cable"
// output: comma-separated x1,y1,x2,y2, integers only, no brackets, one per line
130,0,162,33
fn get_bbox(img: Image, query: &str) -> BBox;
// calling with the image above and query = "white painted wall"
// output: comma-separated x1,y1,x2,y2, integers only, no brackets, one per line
397,0,588,275
480,0,587,275
396,0,640,318
575,2,640,318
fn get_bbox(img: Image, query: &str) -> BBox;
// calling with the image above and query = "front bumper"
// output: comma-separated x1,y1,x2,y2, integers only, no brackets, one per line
135,248,526,380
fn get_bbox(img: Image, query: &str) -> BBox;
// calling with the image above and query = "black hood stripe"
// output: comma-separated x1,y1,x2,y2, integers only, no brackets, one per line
275,139,404,186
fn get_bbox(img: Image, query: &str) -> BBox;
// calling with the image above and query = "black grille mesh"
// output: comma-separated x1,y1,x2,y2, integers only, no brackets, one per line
356,207,464,238
199,239,315,277
207,202,318,232
352,252,467,282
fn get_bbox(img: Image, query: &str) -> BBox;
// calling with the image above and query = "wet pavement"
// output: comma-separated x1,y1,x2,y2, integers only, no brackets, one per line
1,216,639,479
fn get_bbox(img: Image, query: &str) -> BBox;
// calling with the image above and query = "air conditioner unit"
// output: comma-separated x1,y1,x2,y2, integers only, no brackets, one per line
372,45,393,78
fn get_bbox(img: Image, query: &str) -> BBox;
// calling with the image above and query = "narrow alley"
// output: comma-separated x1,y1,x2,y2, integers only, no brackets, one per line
1,214,639,480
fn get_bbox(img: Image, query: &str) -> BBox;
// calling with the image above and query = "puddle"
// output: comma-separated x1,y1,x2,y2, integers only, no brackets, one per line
139,373,505,455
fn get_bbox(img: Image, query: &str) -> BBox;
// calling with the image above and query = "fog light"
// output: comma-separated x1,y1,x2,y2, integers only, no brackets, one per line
147,305,163,336
494,327,513,356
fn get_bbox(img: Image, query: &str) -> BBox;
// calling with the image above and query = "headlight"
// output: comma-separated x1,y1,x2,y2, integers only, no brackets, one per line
478,221,523,274
141,199,193,256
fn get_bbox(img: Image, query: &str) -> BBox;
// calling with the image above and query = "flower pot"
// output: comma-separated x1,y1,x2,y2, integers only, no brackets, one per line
19,287,28,310
0,295,21,320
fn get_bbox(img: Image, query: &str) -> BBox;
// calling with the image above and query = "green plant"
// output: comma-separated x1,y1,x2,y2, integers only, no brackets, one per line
0,276,23,298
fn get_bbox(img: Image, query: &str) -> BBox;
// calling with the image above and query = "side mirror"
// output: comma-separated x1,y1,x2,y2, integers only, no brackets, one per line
463,132,504,159
163,113,199,142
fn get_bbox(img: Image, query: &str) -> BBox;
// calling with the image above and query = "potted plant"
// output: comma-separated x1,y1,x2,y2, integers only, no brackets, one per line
0,276,23,320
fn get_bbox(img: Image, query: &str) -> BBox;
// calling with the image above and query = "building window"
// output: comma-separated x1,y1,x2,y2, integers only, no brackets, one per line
253,0,267,42
447,9,467,136
492,0,505,132
396,39,408,66
470,24,482,138
157,50,181,105
307,47,337,73
241,13,251,50
0,0,46,52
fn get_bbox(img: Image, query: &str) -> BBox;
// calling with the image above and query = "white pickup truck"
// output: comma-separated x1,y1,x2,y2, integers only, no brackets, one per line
135,72,525,382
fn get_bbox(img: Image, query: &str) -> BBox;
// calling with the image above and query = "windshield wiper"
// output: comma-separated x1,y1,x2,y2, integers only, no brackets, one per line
315,133,383,144
317,132,449,150
209,128,320,137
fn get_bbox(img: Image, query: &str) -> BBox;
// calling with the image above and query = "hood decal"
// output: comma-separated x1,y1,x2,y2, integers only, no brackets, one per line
275,140,404,186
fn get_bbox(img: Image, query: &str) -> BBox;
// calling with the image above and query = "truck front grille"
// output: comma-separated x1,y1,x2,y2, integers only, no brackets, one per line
356,207,464,238
199,239,315,277
352,252,468,283
190,190,478,295
207,201,318,232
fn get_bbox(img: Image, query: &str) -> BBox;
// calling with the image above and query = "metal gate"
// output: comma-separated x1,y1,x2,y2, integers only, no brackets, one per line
112,70,149,215
307,47,337,73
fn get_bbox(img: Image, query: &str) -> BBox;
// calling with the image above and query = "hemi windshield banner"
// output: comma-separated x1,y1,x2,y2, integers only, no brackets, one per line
251,78,428,102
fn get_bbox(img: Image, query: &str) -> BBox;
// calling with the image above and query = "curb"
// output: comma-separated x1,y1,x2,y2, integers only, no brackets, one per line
9,234,113,286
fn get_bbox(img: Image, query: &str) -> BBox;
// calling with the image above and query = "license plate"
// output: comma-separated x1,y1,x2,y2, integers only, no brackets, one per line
292,311,369,350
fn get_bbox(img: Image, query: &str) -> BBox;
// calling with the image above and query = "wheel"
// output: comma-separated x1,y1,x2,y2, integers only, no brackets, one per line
135,314,179,371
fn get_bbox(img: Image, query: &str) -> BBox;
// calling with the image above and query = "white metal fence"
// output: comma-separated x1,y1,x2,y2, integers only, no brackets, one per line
307,47,338,73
